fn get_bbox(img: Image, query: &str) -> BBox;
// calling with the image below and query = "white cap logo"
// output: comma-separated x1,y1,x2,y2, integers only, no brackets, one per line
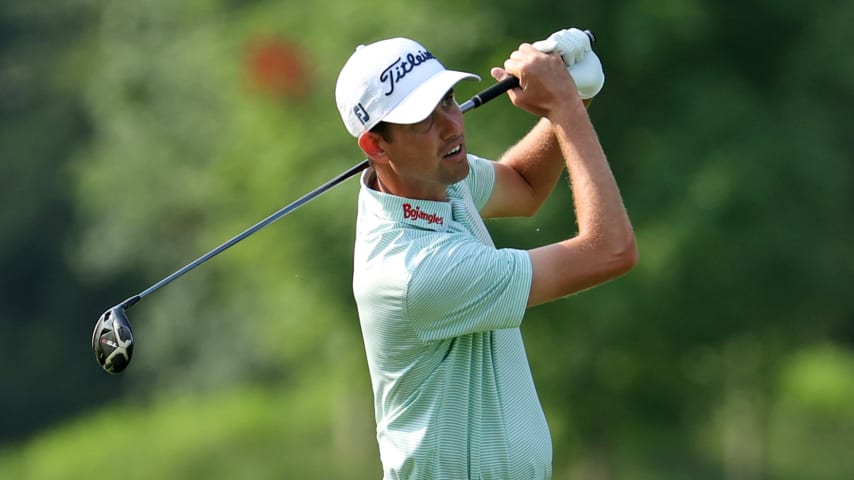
379,48,436,96
335,38,479,137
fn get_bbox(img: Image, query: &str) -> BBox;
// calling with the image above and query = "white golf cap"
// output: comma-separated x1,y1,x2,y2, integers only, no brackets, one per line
335,38,480,137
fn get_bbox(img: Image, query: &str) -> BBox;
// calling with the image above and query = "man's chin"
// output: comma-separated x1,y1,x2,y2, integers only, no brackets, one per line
445,158,470,184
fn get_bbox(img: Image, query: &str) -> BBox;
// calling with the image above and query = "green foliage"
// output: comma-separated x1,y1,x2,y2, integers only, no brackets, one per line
768,345,854,480
1,0,853,478
0,378,380,479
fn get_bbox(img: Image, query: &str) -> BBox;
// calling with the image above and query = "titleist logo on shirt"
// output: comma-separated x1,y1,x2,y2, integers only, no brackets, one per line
402,203,444,225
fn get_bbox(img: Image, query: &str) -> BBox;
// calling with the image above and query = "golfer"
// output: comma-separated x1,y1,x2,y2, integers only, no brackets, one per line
335,34,636,479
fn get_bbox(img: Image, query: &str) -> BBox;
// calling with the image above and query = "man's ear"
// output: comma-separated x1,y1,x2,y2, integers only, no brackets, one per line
358,131,388,163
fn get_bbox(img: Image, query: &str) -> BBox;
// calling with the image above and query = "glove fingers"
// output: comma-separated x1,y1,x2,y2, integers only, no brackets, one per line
531,39,557,53
531,27,605,99
552,29,591,66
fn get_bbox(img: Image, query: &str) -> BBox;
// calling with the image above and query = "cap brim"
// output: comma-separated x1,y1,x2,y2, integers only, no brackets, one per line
382,70,480,125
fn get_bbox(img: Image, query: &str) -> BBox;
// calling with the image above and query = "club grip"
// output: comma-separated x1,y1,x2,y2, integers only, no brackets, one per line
584,29,596,45
462,29,595,112
468,76,520,109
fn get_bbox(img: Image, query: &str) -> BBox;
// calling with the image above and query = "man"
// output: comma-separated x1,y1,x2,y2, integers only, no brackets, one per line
335,33,636,479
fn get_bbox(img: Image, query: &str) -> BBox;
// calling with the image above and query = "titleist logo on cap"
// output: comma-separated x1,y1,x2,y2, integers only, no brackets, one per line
379,50,436,96
336,37,478,137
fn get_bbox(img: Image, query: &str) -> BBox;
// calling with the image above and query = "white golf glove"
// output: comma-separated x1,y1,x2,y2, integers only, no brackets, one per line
532,27,605,99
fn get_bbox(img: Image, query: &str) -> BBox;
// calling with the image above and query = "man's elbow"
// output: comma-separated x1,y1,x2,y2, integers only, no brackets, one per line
591,228,637,279
609,231,638,276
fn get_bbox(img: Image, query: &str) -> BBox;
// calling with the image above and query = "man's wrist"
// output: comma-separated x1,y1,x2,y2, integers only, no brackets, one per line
545,95,588,126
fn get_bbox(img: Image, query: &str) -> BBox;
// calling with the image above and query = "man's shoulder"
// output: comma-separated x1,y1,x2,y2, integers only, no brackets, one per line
457,153,496,209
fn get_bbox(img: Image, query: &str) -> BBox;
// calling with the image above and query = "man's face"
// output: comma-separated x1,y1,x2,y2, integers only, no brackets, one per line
380,90,469,200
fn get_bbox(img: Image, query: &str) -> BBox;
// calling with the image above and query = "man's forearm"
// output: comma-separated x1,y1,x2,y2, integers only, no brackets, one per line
496,97,594,210
496,117,566,211
551,101,633,248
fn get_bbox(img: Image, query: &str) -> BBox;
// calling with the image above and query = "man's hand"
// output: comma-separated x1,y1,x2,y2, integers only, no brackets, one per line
490,44,582,120
532,27,605,100
531,28,591,66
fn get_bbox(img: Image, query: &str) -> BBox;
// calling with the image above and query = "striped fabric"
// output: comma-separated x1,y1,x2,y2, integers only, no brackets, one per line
353,155,552,479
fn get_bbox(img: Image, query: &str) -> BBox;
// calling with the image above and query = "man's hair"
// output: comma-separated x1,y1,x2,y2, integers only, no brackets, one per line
370,121,393,142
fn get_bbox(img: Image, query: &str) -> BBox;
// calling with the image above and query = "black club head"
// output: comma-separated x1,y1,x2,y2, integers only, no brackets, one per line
91,306,135,374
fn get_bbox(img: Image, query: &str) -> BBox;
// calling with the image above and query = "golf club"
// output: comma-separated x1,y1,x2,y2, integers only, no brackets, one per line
92,30,596,374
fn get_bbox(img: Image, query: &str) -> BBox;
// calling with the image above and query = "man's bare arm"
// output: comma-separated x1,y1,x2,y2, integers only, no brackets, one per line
487,45,636,307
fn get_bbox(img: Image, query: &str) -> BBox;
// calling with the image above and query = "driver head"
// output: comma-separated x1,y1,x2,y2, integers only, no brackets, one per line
91,306,134,374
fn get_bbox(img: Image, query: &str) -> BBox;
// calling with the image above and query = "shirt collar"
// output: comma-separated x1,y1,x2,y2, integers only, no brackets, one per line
360,167,453,232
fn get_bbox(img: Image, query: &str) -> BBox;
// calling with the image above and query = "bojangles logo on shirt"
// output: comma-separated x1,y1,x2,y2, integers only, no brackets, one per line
402,203,444,225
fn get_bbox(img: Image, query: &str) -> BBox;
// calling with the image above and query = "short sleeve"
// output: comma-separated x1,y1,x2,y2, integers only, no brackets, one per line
405,236,532,342
463,154,496,211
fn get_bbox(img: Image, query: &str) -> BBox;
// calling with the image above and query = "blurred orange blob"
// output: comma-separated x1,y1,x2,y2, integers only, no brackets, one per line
244,37,311,98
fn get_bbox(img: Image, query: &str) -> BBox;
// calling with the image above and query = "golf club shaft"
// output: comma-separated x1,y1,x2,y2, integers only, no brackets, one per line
121,27,597,310
119,76,521,310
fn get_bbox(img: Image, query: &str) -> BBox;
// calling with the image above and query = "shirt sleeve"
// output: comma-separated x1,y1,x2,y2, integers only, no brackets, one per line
463,154,496,211
405,235,532,342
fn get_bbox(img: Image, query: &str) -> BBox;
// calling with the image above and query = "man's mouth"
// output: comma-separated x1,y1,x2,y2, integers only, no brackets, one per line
443,145,462,159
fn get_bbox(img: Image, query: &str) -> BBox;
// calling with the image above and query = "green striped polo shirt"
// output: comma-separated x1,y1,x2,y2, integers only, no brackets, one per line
353,154,552,479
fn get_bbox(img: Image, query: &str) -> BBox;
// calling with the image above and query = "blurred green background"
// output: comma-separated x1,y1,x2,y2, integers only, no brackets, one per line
2,0,852,478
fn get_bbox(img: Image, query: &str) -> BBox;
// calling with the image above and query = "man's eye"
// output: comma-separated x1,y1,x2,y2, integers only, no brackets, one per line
413,114,434,132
